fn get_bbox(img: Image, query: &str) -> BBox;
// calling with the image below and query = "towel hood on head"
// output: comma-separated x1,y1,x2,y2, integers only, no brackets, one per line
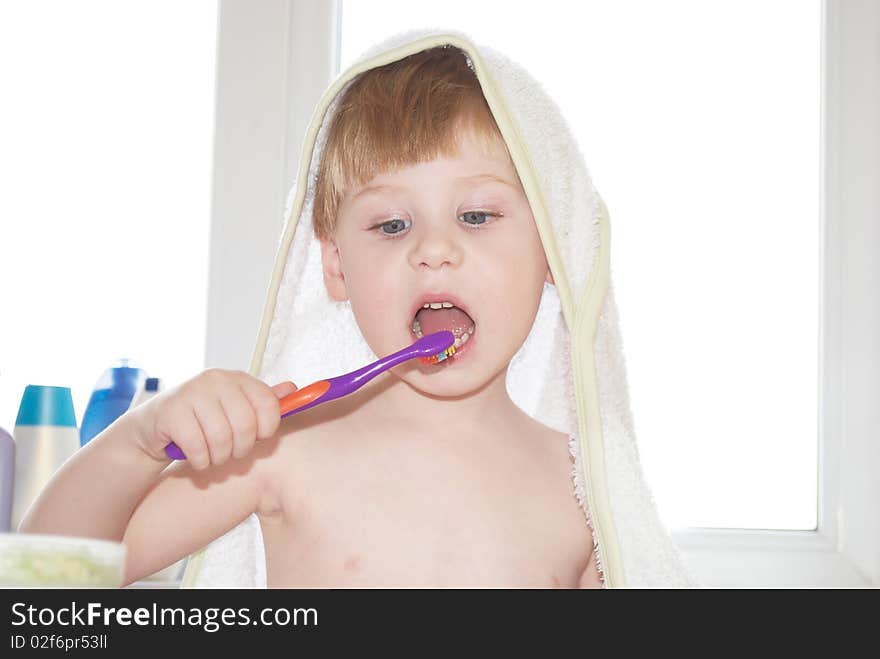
181,28,697,588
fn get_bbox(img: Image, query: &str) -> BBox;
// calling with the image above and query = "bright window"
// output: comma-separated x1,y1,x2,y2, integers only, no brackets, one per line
340,0,821,530
0,2,217,430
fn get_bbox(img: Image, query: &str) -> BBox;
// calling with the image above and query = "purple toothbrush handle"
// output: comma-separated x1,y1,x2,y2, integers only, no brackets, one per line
280,330,455,419
165,443,186,460
165,331,454,459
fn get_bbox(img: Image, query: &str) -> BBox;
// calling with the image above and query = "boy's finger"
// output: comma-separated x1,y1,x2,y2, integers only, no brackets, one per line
178,409,210,470
239,379,296,440
220,386,259,459
271,381,298,398
194,397,233,466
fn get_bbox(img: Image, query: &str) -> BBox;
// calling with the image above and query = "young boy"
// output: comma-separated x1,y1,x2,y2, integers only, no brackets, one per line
19,45,603,588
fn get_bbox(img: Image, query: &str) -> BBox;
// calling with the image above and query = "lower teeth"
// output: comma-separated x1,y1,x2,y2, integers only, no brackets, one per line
411,322,475,345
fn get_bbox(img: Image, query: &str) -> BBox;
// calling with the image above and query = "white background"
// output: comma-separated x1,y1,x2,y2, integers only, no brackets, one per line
0,2,217,434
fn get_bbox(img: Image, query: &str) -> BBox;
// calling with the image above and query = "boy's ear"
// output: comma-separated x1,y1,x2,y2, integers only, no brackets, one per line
319,238,349,302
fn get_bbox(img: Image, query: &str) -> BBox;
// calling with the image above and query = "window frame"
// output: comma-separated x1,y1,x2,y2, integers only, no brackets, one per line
210,0,879,586
674,0,879,587
205,0,339,371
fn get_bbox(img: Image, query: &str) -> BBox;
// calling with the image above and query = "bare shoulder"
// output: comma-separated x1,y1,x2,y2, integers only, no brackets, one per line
519,413,574,458
501,413,578,485
251,404,340,519
249,415,306,518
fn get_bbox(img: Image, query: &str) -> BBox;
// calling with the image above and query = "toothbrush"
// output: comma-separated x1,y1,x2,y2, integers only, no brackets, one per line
164,330,456,460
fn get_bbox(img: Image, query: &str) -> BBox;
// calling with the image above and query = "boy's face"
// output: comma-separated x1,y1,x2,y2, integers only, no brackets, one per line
320,130,553,397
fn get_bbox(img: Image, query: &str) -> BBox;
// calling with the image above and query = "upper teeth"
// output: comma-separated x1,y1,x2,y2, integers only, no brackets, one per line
423,301,454,309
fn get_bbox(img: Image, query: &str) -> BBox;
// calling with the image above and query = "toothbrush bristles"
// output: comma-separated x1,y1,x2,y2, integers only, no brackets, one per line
418,344,456,365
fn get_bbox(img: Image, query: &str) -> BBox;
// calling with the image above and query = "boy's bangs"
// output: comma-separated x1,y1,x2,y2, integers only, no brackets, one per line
332,111,504,198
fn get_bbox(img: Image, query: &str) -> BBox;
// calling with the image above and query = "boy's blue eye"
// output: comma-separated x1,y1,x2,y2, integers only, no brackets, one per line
378,218,409,235
460,211,493,226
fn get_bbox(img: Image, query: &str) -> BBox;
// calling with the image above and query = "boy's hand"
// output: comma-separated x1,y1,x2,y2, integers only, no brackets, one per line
130,369,298,470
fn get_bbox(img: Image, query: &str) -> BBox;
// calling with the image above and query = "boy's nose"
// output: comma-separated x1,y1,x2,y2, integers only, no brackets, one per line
410,226,463,270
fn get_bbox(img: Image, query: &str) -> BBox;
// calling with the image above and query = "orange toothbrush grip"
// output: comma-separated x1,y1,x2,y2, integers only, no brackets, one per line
278,380,331,416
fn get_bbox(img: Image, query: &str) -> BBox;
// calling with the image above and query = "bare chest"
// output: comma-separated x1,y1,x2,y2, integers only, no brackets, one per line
259,428,593,587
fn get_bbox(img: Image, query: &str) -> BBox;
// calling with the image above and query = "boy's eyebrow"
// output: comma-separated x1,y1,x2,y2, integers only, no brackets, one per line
351,173,518,201
455,173,519,188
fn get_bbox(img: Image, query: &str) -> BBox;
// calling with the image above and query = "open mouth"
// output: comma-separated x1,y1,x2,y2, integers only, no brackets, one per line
409,301,476,355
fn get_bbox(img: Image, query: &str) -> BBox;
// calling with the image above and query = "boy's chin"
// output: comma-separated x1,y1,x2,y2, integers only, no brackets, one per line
400,361,507,399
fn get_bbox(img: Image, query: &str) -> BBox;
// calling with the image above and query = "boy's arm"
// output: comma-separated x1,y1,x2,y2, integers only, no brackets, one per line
17,411,169,541
20,369,296,587
18,407,274,587
119,444,272,586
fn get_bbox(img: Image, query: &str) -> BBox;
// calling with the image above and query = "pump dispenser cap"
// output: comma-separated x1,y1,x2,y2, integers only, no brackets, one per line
15,385,77,427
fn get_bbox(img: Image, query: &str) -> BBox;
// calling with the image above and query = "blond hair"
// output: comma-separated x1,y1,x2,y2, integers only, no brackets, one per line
312,45,506,241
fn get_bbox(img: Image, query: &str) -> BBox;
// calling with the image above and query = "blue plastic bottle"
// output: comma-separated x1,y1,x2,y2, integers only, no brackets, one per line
79,359,147,447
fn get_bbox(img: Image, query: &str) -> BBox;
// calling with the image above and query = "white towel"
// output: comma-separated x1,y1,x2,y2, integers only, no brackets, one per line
182,27,697,588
